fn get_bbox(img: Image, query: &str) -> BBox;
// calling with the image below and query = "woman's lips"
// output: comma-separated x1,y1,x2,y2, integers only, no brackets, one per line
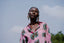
31,15,34,17
30,15,35,18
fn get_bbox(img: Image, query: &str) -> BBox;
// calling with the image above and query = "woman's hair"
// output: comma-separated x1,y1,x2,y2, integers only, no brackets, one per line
29,7,39,14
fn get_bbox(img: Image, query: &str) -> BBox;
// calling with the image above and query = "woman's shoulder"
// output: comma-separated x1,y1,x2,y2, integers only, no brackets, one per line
22,26,29,31
39,21,47,25
21,26,28,34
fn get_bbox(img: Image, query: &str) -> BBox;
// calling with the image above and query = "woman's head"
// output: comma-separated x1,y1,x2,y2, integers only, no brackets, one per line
28,7,39,21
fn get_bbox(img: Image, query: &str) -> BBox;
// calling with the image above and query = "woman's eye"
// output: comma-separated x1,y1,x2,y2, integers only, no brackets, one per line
35,11,38,13
30,10,33,12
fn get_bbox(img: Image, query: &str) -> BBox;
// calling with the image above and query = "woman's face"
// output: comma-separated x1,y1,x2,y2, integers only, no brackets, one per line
28,7,39,19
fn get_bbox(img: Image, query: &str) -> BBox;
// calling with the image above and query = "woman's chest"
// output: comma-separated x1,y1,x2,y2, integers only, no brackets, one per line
26,27,46,40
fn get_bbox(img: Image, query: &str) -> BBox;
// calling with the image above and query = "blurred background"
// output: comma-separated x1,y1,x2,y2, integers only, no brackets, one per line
0,0,64,43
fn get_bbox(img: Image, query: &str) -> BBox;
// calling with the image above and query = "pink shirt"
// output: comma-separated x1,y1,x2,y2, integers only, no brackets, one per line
20,22,51,43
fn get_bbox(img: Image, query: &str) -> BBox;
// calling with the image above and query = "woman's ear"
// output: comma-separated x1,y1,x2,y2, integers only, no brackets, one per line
27,13,29,20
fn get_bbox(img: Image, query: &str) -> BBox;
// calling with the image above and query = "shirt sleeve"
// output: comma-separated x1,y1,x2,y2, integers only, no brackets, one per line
43,23,51,43
46,24,51,43
20,30,28,43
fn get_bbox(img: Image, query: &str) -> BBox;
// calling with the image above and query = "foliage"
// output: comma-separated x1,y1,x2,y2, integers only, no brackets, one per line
51,31,64,43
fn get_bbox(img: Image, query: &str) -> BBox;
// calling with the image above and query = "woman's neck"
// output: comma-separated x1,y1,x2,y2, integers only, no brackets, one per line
30,18,38,25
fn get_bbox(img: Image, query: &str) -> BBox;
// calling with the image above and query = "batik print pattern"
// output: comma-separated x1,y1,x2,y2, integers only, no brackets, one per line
20,22,51,43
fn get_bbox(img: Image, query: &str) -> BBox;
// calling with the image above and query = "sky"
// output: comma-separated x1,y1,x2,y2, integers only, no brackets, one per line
0,0,64,43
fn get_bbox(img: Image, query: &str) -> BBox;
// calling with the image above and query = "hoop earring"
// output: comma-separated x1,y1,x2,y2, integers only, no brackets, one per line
27,15,29,20
36,17,39,22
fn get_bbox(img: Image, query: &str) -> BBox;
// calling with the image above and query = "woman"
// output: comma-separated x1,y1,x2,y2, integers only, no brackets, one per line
20,7,51,43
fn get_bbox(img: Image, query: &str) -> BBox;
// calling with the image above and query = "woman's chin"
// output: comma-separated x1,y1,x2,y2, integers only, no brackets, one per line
30,17,35,19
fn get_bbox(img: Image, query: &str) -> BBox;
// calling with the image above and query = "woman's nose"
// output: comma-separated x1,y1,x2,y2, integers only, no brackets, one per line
33,12,35,14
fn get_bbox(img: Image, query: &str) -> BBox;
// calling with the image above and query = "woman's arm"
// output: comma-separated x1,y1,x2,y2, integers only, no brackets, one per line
20,30,28,43
43,23,51,43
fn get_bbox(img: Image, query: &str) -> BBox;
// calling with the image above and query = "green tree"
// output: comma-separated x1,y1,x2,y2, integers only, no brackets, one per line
51,31,64,43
